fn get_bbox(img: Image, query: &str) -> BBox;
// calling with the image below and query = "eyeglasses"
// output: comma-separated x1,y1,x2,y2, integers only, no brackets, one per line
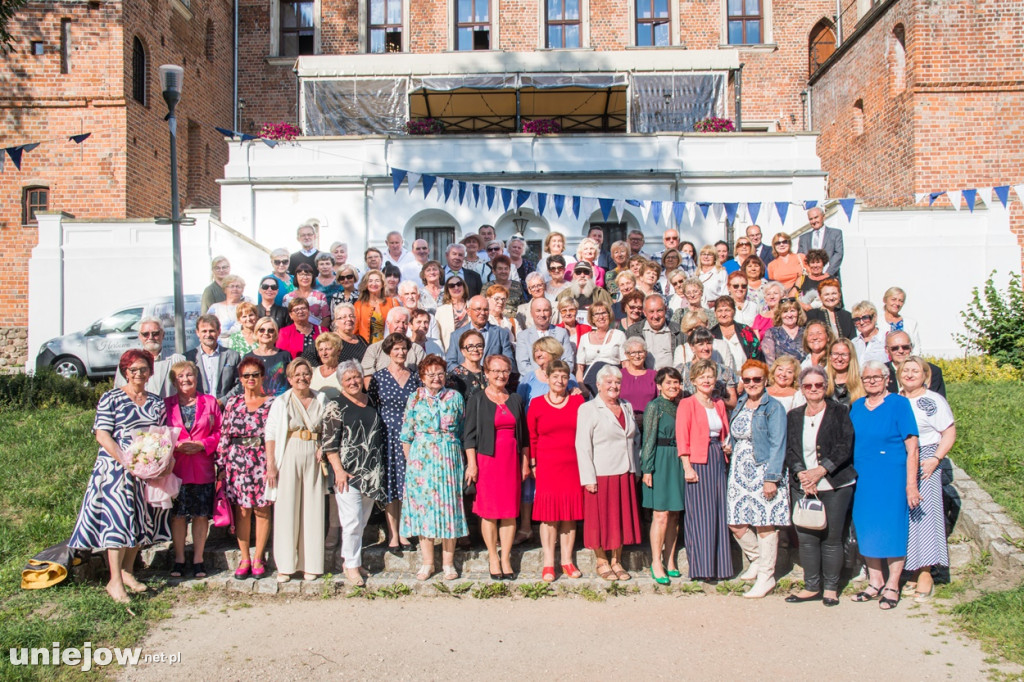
241,372,262,379
549,266,565,272
852,314,874,324
741,376,764,385
140,331,162,339
672,280,686,287
487,369,511,375
862,375,885,383
338,274,355,281
780,297,797,304
462,343,484,351
625,350,645,356
487,246,502,252
731,284,748,290
257,328,275,334
125,366,150,375
774,239,790,246
592,311,609,317
273,259,289,266
260,283,278,291
888,344,912,352
801,382,825,390
830,351,850,358
423,372,446,380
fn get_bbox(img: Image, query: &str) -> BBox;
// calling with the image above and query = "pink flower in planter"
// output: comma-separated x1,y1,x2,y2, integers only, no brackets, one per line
258,122,302,141
405,118,446,135
693,117,736,133
522,119,562,135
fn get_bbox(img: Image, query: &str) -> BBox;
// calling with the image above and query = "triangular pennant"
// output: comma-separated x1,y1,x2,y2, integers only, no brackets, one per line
947,189,962,211
5,146,24,170
421,174,437,198
613,199,627,221
1015,185,1024,205
22,142,40,153
672,202,686,227
651,201,663,225
516,189,531,209
928,191,945,206
639,201,651,224
712,203,725,223
598,198,615,221
406,172,422,195
914,193,927,204
993,186,1010,208
500,188,513,212
553,194,565,217
626,199,645,210
536,192,548,216
241,133,258,142
747,202,761,225
442,178,454,203
775,201,789,225
69,133,92,144
262,139,278,148
838,198,856,221
686,202,697,225
723,202,739,224
572,196,582,219
697,202,711,219
962,189,977,213
215,127,236,138
485,185,496,209
977,187,992,208
804,200,818,210
472,183,481,207
391,168,408,192
457,181,467,205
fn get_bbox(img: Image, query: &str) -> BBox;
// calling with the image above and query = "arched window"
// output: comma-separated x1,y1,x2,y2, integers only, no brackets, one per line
205,19,215,61
889,24,906,94
852,99,864,137
808,19,836,76
131,37,147,105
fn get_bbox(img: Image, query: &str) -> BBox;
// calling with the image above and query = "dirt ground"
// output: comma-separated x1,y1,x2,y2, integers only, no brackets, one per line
121,591,1017,681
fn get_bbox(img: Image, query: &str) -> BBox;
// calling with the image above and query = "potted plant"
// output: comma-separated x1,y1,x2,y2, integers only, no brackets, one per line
405,118,446,135
693,116,736,133
522,119,562,135
258,122,302,141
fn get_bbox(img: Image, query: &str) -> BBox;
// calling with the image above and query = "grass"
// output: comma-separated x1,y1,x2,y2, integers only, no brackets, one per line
0,407,174,681
954,583,1024,667
945,382,1024,527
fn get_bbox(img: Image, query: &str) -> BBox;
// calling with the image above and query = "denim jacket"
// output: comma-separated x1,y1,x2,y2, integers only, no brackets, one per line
729,392,787,483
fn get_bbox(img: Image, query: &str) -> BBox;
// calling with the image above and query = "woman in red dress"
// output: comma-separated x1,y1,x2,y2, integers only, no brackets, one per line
528,360,585,582
464,355,531,580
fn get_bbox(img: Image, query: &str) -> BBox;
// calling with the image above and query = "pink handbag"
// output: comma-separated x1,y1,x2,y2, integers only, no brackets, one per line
213,480,234,532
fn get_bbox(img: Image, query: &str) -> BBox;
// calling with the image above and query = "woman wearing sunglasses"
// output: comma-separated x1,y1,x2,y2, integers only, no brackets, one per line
256,277,290,331
327,264,360,312
766,232,806,292
435,276,470,352
266,248,296,306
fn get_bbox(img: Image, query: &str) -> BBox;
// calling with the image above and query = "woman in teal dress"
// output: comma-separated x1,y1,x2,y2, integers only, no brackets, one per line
399,355,468,582
641,367,686,584
850,360,920,610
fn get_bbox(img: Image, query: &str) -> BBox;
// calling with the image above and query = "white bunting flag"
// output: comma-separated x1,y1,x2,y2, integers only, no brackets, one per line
947,189,962,211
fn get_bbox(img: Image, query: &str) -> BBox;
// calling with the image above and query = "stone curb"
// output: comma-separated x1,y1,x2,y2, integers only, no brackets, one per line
950,461,1024,573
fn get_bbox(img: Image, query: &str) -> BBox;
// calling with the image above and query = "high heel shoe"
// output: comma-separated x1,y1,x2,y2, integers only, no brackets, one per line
650,566,670,586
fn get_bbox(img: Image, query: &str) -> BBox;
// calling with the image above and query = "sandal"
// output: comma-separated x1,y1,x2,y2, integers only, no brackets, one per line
170,562,186,578
442,565,459,581
612,563,631,581
914,585,934,603
879,587,900,610
851,585,883,602
513,530,533,546
542,566,556,583
561,563,582,579
251,560,266,579
596,564,617,581
416,565,434,581
234,559,251,580
192,562,208,579
345,568,365,587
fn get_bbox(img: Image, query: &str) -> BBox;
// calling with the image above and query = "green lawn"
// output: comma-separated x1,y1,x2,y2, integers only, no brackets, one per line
0,407,172,681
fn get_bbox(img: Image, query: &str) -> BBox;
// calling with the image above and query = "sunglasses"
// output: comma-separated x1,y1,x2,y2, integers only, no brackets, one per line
260,283,279,290
549,266,566,272
447,281,464,288
889,344,912,352
240,372,263,379
780,297,797,304
774,239,790,245
741,376,764,385
273,259,289,265
257,328,275,334
140,331,162,339
801,382,825,390
487,246,501,252
852,314,874,324
731,284,748,290
736,242,751,247
338,274,355,281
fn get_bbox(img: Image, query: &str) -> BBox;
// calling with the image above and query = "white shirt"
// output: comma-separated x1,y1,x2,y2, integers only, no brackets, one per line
577,329,626,368
401,259,428,284
197,346,221,388
906,390,954,448
853,332,888,365
706,407,723,437
802,413,831,490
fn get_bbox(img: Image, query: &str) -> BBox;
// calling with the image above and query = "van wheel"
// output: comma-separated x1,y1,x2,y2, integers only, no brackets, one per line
52,356,87,379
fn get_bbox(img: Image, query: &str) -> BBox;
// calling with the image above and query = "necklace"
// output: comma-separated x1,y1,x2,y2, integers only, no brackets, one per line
546,392,567,407
806,405,824,427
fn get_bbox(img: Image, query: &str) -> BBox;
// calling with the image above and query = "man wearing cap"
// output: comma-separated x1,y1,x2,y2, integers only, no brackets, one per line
555,261,613,314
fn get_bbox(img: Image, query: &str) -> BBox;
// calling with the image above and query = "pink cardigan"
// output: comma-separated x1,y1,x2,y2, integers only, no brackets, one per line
675,395,729,465
165,393,223,484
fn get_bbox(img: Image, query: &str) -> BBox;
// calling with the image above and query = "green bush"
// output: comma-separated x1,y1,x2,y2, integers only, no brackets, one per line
0,369,110,410
955,271,1024,368
927,355,1023,383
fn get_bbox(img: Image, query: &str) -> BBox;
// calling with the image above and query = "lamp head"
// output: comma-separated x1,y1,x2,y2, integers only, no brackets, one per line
159,64,184,106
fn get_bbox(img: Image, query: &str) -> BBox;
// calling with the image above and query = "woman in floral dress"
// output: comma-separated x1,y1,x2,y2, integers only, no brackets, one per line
399,355,468,581
216,356,275,579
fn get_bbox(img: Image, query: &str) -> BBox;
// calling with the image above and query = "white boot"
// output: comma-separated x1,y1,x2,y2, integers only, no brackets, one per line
735,530,759,581
744,532,778,599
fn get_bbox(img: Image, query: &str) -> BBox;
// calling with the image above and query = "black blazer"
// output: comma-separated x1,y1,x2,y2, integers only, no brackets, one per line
806,308,855,340
886,361,946,397
257,302,290,331
185,347,241,401
462,269,483,298
464,391,528,457
786,399,857,490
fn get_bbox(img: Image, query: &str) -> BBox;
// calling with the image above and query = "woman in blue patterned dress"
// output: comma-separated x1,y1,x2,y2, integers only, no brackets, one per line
368,334,421,553
69,349,171,603
761,299,807,364
399,355,468,582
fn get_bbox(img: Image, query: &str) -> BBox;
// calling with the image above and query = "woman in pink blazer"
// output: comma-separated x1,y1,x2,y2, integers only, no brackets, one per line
676,358,734,581
165,361,223,578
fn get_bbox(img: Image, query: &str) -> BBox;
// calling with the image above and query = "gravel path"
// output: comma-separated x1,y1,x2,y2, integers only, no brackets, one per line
122,591,1015,680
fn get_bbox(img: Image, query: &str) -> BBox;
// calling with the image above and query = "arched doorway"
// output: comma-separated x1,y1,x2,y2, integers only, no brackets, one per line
808,19,836,77
494,209,550,262
403,208,462,262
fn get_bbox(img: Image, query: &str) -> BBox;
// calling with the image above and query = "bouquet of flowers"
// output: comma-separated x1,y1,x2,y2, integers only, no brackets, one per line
118,426,183,509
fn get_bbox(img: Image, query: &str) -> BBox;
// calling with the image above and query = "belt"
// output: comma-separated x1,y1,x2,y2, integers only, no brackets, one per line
230,436,264,447
656,438,676,446
287,428,320,441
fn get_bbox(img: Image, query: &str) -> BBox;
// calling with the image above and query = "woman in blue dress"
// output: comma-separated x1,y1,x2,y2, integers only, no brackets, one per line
69,349,172,603
368,333,421,553
849,360,921,610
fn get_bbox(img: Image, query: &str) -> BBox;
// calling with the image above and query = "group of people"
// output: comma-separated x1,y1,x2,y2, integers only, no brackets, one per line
70,209,955,611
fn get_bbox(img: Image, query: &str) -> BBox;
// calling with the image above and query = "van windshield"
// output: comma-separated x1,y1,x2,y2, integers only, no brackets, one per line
92,308,144,335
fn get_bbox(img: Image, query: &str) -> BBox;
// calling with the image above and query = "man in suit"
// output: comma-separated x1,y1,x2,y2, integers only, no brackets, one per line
288,220,322,278
746,224,773,267
186,314,240,402
443,243,483,297
446,296,514,370
797,207,844,280
515,297,575,375
587,226,613,271
884,331,945,396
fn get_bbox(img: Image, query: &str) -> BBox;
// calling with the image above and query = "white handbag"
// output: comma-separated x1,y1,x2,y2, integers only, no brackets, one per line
792,495,827,530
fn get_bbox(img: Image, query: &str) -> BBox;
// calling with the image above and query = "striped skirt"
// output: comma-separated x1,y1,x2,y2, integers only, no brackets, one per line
683,441,734,580
906,444,948,570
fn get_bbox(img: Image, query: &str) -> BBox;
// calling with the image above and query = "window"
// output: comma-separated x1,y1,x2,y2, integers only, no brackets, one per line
889,24,906,94
727,0,763,45
587,222,627,247
636,0,669,47
90,308,144,336
31,40,44,55
546,0,581,48
205,19,215,61
60,19,70,73
415,226,456,262
456,0,490,50
369,0,402,53
808,19,835,76
22,187,49,225
131,37,146,105
852,99,864,136
280,0,315,56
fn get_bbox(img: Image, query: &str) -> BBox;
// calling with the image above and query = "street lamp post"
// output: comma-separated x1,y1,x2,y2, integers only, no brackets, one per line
159,64,187,355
